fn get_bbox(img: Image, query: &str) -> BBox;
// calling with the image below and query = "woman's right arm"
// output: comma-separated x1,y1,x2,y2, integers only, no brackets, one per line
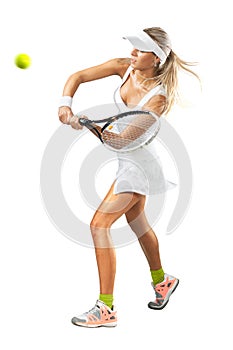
58,58,130,125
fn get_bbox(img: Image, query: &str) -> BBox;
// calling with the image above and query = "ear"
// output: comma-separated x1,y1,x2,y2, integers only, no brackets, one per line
154,56,160,67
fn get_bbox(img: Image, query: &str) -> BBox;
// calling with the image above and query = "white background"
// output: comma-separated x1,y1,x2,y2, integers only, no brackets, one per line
0,0,232,349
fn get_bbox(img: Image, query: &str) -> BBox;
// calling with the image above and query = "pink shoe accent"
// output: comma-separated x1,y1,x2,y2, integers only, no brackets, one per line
86,304,117,326
72,300,117,328
148,274,179,310
155,275,177,300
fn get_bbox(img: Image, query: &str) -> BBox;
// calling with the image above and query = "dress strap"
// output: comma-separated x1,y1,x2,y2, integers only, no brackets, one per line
121,66,133,84
138,85,166,107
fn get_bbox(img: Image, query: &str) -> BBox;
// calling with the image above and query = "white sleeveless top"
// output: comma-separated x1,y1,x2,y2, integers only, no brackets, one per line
113,66,175,195
114,66,166,111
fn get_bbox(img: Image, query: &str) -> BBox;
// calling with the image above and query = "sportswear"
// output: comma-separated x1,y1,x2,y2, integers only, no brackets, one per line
113,66,176,195
71,300,117,328
148,273,179,310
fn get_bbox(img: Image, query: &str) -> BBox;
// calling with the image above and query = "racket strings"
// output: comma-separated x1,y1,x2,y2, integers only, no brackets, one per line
102,113,159,151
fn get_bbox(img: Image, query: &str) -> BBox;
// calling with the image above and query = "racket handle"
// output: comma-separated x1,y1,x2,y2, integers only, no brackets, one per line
77,116,102,141
78,117,101,137
78,117,88,126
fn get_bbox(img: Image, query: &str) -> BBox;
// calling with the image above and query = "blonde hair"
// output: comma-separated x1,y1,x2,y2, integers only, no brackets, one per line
144,27,200,114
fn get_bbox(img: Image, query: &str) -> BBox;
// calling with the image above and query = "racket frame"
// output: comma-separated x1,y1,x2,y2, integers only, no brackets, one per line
78,110,160,151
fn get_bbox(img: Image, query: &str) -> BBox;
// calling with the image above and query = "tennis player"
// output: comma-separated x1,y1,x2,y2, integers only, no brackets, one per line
58,27,198,327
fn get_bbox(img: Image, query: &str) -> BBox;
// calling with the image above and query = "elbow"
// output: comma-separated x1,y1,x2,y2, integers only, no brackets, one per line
68,72,83,87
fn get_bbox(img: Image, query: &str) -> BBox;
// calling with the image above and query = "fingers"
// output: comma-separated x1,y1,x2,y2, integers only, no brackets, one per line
58,106,73,124
58,107,87,130
69,115,84,130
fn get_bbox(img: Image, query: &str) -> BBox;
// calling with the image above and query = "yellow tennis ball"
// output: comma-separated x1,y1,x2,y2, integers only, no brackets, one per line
14,53,31,69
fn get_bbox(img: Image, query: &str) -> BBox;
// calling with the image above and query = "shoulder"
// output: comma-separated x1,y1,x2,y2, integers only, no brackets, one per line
144,94,167,117
143,84,167,116
77,58,131,83
107,58,131,77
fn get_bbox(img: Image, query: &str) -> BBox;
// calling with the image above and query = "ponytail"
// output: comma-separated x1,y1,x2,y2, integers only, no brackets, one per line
157,50,200,113
144,27,200,114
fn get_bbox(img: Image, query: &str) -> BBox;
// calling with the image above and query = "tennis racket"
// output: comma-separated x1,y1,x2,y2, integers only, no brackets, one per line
78,110,160,152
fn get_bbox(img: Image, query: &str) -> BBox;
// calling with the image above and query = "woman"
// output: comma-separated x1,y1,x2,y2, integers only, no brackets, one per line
58,27,198,328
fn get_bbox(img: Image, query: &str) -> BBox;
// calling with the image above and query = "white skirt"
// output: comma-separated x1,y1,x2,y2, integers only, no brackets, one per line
113,144,176,195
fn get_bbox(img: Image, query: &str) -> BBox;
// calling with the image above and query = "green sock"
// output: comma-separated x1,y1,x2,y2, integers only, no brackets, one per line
150,268,165,286
99,294,114,309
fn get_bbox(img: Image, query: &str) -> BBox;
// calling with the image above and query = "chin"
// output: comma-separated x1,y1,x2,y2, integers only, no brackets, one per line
131,63,138,70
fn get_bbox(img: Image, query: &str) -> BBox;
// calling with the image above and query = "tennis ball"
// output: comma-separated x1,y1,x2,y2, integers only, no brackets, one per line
14,53,31,69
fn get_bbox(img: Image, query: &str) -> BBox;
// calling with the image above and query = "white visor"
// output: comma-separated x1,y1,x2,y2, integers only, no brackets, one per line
123,31,168,65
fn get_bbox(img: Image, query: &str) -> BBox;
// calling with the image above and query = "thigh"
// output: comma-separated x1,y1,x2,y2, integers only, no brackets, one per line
92,182,144,227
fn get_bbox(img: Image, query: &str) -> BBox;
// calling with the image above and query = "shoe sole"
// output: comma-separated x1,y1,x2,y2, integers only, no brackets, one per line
71,318,117,328
148,278,179,310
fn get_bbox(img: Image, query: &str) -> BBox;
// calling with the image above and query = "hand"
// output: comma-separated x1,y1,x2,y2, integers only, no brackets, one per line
58,106,73,124
69,114,88,130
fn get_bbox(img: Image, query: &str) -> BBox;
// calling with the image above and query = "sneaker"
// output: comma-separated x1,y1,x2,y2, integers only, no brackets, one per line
71,300,117,328
148,273,179,310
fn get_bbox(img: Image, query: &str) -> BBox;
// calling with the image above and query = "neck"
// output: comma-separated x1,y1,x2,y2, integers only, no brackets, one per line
132,68,159,89
134,68,157,80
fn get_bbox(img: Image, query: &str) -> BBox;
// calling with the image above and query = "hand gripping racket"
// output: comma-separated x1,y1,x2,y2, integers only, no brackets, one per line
78,110,160,152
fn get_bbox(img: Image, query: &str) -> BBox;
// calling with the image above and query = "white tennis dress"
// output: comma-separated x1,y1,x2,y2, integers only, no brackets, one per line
113,66,176,195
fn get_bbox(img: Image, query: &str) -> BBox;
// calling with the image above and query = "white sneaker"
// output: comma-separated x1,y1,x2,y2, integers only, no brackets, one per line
148,273,179,310
71,300,117,328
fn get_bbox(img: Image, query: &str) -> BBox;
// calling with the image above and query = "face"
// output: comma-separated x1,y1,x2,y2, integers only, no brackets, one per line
130,48,160,70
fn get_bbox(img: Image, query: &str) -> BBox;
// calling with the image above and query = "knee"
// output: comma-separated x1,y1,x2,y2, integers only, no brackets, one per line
90,214,111,239
126,211,151,237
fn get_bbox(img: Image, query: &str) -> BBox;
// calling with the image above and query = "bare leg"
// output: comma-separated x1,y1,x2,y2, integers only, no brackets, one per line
90,183,143,294
125,199,162,270
137,230,162,270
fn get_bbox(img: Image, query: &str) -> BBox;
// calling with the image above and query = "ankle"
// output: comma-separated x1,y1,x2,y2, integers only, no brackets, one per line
99,294,114,309
150,268,165,285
